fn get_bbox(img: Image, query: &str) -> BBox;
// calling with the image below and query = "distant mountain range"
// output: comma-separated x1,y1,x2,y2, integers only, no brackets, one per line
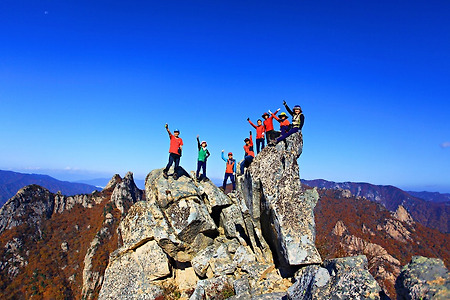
302,179,449,233
0,170,100,207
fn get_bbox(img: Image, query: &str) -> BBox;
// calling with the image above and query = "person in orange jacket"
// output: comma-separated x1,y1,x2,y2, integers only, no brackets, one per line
271,110,290,134
247,117,265,154
221,150,236,191
276,100,305,143
262,108,280,145
163,124,183,180
240,131,255,174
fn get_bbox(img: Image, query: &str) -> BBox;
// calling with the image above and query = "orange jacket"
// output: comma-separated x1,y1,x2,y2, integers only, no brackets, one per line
243,135,255,157
248,120,265,139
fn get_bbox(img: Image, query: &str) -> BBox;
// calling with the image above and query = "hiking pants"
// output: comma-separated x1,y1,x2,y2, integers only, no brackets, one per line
196,160,207,179
256,138,265,154
164,153,181,173
277,127,299,143
240,156,254,174
222,173,235,190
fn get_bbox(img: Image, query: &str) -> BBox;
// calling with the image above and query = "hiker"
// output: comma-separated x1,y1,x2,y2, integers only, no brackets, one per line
240,131,255,174
276,100,304,143
221,150,236,191
196,135,210,181
262,108,280,145
247,117,265,154
271,110,290,133
163,124,183,180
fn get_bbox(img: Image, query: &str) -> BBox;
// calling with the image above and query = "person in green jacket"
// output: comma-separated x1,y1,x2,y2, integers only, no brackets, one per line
196,135,210,181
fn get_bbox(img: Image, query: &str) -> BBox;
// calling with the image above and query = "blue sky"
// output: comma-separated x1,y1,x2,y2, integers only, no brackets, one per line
1,1,449,192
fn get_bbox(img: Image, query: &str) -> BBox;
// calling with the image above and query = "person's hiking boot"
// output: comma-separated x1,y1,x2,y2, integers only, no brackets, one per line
202,177,208,182
173,173,178,180
163,170,168,179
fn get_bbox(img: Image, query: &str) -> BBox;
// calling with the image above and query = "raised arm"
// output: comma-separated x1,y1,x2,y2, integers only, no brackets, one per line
247,118,257,129
165,124,172,137
221,150,227,162
196,135,201,150
283,100,293,116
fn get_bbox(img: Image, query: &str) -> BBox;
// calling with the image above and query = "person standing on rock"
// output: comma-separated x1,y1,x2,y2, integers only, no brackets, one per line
247,117,265,154
163,124,183,180
196,135,210,181
221,150,236,191
262,108,280,145
240,131,255,174
276,100,304,144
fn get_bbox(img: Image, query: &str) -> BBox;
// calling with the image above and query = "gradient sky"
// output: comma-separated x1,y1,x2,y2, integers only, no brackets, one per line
1,1,449,192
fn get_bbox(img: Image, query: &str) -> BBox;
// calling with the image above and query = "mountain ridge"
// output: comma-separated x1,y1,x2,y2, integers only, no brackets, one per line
0,170,100,207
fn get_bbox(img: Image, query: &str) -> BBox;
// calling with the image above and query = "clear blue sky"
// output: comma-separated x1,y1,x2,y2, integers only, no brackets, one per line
1,1,449,192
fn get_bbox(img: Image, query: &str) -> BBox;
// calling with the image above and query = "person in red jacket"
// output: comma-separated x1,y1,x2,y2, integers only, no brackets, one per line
163,124,183,180
240,131,255,174
271,110,290,134
247,117,265,154
262,108,280,145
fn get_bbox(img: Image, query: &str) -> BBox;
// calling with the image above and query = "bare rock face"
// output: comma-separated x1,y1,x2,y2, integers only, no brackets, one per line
0,185,54,235
288,256,382,300
238,132,321,271
395,256,449,300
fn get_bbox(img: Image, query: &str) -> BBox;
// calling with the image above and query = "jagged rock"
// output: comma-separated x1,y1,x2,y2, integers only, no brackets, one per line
238,132,321,270
98,240,168,300
189,275,234,300
393,205,414,225
332,220,348,237
0,185,54,234
111,172,143,214
288,255,382,299
103,174,122,190
395,256,449,300
164,196,217,244
146,168,201,208
196,175,233,211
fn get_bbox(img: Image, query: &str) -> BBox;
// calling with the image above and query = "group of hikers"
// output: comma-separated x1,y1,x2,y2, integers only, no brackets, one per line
162,100,304,191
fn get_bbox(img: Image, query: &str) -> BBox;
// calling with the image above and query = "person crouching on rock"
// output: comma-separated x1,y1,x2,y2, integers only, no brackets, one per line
247,117,265,154
262,108,280,145
196,135,210,181
276,100,304,144
268,110,290,145
240,131,255,174
163,124,183,180
221,150,236,191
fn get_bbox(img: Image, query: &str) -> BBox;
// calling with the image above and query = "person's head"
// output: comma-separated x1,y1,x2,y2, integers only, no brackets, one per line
257,119,262,126
279,112,288,119
262,112,269,119
244,138,250,144
228,152,233,158
201,141,207,147
174,129,180,137
293,105,302,114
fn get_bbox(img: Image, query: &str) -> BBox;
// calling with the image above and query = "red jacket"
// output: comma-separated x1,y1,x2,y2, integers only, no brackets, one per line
248,120,265,139
263,116,275,132
272,113,290,130
168,134,183,155
243,135,255,157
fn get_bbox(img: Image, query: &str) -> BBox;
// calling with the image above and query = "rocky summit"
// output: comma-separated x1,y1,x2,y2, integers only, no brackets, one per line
98,132,382,299
1,131,447,299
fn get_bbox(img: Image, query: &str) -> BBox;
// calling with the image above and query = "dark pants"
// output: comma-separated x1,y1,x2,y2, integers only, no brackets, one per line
256,138,265,153
222,173,235,190
240,156,254,174
266,130,274,144
164,153,181,173
196,160,207,179
277,127,299,143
